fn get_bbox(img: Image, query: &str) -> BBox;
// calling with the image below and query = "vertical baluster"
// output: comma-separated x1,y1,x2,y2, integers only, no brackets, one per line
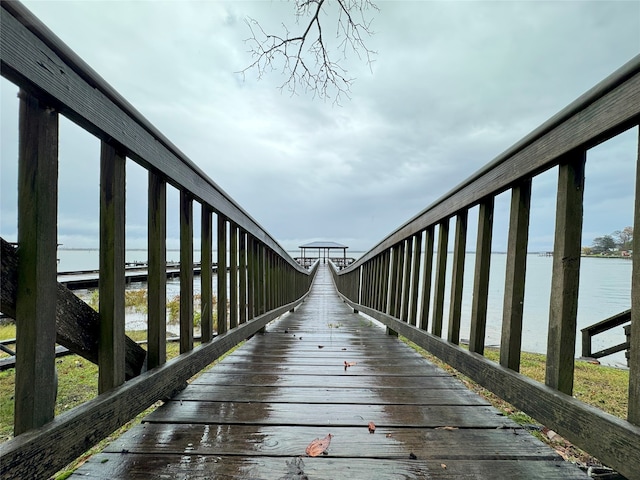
14,92,58,434
420,227,434,331
147,171,166,367
247,236,255,321
629,129,640,426
396,241,406,318
239,230,248,324
401,238,413,322
179,192,193,353
229,223,238,329
217,215,228,334
432,220,449,336
409,232,423,326
383,250,392,313
448,211,468,344
256,244,264,315
546,152,586,395
388,245,400,317
200,205,213,342
500,180,531,370
469,198,494,354
98,142,126,393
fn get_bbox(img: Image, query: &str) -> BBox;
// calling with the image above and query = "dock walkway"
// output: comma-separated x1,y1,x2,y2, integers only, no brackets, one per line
71,265,588,479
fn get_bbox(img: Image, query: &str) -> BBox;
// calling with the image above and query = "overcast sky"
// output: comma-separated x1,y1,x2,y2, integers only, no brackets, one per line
1,0,639,254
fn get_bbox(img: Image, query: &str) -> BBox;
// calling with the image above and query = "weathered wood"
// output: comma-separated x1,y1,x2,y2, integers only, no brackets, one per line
432,220,449,336
409,232,422,326
1,238,146,379
469,198,493,354
500,179,531,371
447,211,467,344
147,171,167,368
179,191,194,353
546,152,585,395
388,244,401,318
0,3,306,273
14,91,58,434
217,214,228,333
420,227,434,331
230,222,239,328
200,205,213,343
401,238,412,322
0,294,309,479
239,229,248,324
630,127,640,425
98,141,126,393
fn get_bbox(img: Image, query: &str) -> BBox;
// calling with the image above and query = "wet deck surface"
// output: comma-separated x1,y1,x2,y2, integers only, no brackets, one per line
71,265,588,479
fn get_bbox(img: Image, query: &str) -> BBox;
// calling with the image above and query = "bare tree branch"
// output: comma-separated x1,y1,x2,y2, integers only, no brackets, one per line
240,0,378,104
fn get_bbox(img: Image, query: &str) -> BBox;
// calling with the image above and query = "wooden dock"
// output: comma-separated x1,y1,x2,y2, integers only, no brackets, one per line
69,265,587,479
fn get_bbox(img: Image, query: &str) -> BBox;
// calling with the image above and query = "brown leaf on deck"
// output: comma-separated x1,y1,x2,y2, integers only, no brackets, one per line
436,426,458,431
305,433,333,457
368,422,376,433
441,463,447,469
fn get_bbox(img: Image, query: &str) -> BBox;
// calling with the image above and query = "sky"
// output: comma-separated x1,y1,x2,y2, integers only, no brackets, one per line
1,0,639,254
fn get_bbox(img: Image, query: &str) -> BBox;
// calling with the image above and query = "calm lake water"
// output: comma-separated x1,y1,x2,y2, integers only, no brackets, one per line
59,250,631,367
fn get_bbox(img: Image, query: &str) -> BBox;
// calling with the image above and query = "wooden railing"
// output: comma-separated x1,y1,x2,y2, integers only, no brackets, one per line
332,56,640,478
0,2,316,478
581,309,631,363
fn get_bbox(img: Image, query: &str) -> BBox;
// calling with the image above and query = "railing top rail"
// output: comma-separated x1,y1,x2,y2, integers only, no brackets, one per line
342,53,640,272
1,1,305,273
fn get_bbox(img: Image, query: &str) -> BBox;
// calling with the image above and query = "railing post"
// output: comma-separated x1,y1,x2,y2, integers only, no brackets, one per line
14,91,59,434
229,222,239,329
448,211,467,344
200,205,213,342
147,171,167,368
401,238,412,322
420,227,434,331
409,232,423,326
99,141,126,393
500,179,531,371
239,230,248,324
247,236,255,321
179,192,194,353
546,151,586,395
469,198,494,354
629,130,640,425
432,220,449,336
217,215,228,334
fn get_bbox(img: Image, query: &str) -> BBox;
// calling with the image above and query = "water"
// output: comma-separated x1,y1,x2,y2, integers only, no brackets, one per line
60,249,631,367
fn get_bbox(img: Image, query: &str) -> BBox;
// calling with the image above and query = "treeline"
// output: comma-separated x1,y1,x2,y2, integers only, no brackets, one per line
583,226,633,255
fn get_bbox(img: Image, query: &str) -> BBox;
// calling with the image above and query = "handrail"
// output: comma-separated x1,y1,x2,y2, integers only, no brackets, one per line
333,55,640,479
0,2,316,478
581,309,631,361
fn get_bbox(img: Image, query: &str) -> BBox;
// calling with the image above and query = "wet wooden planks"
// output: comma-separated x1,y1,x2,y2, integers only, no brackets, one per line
71,265,588,479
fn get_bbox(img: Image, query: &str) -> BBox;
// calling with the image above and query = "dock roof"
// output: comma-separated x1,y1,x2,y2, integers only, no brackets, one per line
298,241,348,249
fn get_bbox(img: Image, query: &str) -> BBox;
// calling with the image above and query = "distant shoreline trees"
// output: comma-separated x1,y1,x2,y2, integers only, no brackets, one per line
583,226,633,255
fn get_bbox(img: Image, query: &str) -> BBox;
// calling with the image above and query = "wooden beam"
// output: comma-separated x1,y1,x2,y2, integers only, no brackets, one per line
98,141,126,394
419,227,434,331
432,221,449,337
629,128,640,425
229,223,239,329
179,192,194,353
239,230,247,324
409,232,422,326
200,205,213,343
448,211,467,344
500,180,531,371
147,171,166,368
469,198,494,354
546,151,586,395
14,91,58,434
217,215,228,334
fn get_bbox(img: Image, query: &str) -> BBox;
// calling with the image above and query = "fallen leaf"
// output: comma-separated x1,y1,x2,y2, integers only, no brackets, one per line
441,463,447,469
305,433,333,457
341,348,347,351
436,426,458,431
386,433,393,438
344,361,357,367
318,345,324,349
368,422,376,434
409,453,417,460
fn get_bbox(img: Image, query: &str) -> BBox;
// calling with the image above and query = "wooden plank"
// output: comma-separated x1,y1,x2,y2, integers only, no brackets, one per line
72,454,588,479
200,205,213,342
0,4,307,273
239,229,248,324
229,222,239,329
104,424,551,459
401,238,412,322
204,362,450,377
144,401,516,428
0,238,146,379
546,151,585,394
630,126,640,425
98,141,126,393
469,198,494,354
500,179,531,371
432,221,449,336
419,227,434,331
409,232,422,326
217,215,228,333
147,171,166,368
179,191,194,353
173,385,487,405
14,90,58,434
447,211,467,344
